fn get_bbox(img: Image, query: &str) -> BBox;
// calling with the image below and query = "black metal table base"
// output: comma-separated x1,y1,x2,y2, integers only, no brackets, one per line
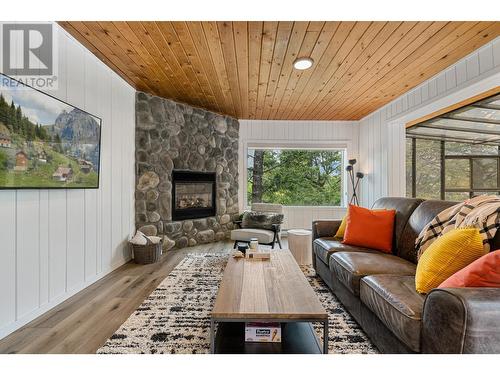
209,319,328,354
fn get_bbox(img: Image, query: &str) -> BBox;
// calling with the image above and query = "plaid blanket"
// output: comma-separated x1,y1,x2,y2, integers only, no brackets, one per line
416,195,500,259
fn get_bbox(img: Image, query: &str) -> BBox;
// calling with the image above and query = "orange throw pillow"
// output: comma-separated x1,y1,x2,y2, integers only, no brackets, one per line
342,204,396,253
438,250,500,288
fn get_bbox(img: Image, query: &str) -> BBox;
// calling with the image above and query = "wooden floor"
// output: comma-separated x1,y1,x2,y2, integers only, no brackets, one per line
0,240,285,354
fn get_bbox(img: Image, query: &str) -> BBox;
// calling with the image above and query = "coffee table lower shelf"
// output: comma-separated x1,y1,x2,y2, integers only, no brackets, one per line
212,322,326,354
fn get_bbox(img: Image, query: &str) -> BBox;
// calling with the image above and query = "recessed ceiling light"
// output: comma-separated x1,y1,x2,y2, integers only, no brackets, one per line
293,57,314,70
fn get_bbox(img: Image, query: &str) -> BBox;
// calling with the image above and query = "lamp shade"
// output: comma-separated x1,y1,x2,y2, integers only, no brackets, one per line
356,172,364,179
346,165,353,171
348,159,357,165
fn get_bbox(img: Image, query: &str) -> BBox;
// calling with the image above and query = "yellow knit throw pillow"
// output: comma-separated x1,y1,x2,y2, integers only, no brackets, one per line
415,227,486,294
335,215,348,239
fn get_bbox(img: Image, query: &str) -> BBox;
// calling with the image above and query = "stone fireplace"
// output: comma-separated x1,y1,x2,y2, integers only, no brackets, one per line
172,170,216,220
135,92,239,251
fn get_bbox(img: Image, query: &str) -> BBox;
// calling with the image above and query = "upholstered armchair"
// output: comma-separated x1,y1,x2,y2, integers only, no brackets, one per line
230,203,284,249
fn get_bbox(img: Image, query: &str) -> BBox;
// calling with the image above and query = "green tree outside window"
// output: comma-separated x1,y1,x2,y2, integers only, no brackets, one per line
247,148,344,206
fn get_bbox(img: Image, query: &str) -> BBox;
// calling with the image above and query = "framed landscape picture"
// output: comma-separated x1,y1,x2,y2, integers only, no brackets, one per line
0,73,101,189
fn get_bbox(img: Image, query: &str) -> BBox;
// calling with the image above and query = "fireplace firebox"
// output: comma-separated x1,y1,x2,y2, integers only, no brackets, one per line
172,170,216,220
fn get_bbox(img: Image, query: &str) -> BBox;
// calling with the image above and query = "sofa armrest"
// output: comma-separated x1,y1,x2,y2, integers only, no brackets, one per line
422,288,500,353
312,220,342,240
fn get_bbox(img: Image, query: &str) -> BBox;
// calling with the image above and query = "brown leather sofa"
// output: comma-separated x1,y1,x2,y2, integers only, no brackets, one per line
312,197,500,354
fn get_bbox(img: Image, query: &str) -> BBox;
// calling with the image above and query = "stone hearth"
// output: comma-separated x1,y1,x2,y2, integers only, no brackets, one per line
134,92,239,251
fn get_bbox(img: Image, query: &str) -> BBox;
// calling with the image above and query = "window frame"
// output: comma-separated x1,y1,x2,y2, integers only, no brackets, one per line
243,140,351,209
406,137,500,199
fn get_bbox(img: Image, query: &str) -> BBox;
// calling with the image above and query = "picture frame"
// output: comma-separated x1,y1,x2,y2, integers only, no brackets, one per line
0,73,102,189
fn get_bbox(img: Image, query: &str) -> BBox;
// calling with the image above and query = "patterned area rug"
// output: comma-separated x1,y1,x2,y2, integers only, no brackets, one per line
97,253,378,354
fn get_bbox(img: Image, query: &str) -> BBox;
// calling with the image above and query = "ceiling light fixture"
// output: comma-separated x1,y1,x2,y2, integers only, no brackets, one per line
293,57,314,70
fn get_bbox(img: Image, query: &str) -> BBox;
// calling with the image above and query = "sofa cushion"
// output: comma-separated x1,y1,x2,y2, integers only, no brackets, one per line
416,228,485,294
231,228,275,243
360,275,425,352
371,197,423,256
439,250,500,288
334,215,348,239
329,252,416,296
398,200,456,264
343,204,396,253
313,237,377,265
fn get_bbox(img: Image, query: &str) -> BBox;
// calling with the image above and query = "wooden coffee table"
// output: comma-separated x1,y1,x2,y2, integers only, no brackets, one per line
210,249,328,354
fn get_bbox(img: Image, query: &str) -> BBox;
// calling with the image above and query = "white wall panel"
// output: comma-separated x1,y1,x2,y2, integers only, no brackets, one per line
239,120,359,228
456,60,468,85
39,190,49,307
359,36,500,207
48,190,67,301
437,74,447,95
98,63,113,274
16,191,40,319
466,54,480,80
445,68,457,91
66,190,85,292
493,40,500,66
0,192,16,327
66,40,86,292
0,22,136,339
281,206,348,230
84,50,99,281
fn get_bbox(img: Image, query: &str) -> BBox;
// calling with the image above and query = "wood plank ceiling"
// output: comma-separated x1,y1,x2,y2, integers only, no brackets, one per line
58,21,500,120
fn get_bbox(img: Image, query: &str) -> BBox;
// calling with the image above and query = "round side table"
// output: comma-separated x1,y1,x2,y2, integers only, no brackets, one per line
287,229,312,266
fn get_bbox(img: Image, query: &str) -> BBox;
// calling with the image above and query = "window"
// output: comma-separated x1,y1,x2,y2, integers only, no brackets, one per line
415,139,441,199
246,148,345,206
405,138,413,198
406,139,500,200
406,92,500,200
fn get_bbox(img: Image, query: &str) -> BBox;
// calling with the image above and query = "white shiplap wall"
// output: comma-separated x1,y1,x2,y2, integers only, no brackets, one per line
238,120,359,229
0,23,136,339
359,36,500,207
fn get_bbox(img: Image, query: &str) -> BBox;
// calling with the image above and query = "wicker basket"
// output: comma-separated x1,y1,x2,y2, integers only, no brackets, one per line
130,236,163,264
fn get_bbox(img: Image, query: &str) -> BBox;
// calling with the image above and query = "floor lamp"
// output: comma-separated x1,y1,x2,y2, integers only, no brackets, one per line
346,159,364,206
